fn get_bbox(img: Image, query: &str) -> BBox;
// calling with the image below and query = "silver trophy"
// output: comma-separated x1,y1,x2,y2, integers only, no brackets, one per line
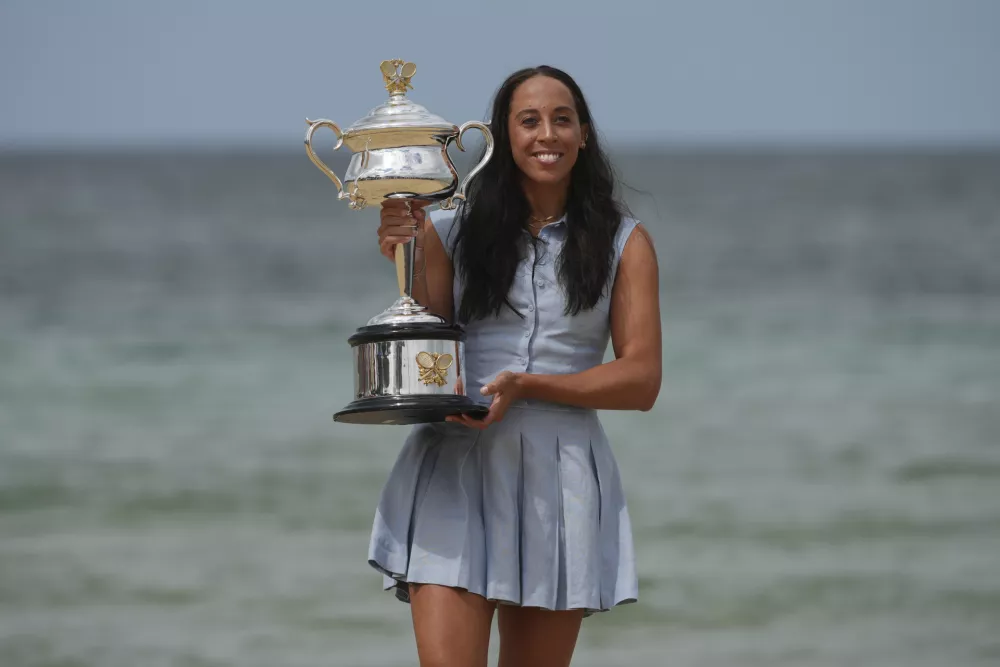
305,59,494,424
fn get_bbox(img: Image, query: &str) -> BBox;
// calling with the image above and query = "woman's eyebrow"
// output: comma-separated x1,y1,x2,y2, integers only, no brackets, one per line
515,106,575,118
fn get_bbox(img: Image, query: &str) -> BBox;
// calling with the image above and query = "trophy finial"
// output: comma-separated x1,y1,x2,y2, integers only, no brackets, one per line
380,59,416,96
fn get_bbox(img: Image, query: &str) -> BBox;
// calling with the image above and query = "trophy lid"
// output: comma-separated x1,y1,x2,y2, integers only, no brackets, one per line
344,60,457,135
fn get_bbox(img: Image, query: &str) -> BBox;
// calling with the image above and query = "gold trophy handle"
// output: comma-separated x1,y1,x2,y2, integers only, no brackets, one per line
304,118,347,199
440,121,494,210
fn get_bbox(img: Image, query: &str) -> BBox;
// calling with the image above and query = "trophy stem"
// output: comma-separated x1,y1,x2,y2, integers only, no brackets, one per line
395,237,417,298
369,236,444,326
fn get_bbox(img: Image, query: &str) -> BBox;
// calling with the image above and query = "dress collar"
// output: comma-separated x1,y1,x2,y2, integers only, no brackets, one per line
529,214,567,238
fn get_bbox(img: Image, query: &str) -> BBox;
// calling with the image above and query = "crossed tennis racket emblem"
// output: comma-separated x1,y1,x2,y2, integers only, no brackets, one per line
416,351,453,386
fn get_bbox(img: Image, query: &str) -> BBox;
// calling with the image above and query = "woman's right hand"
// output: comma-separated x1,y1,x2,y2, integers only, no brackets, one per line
378,198,431,261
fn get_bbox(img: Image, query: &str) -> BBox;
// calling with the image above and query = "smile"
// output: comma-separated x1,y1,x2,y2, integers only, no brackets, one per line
532,152,564,164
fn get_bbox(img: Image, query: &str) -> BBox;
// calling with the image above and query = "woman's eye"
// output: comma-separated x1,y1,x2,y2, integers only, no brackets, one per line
556,116,571,123
521,118,538,127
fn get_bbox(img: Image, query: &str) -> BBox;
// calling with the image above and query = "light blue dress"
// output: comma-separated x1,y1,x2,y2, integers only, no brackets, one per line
367,209,641,614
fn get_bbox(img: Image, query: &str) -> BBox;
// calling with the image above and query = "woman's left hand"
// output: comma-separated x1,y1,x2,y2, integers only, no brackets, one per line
445,371,523,429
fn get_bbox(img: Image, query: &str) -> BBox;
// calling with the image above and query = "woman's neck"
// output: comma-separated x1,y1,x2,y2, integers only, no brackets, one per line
521,178,569,221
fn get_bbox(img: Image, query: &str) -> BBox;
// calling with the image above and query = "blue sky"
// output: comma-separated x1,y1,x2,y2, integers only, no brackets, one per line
2,0,998,148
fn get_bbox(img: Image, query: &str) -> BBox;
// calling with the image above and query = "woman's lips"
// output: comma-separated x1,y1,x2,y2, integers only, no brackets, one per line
532,152,564,165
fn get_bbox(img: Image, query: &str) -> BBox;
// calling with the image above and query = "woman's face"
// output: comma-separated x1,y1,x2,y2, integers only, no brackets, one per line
507,75,588,188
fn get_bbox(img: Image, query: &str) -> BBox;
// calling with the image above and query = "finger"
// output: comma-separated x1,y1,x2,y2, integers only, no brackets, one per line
463,411,489,427
381,208,424,225
380,234,416,246
445,414,487,429
382,198,432,212
379,213,414,228
462,414,487,429
479,407,499,427
381,199,410,211
380,232,418,247
378,220,420,234
379,240,413,260
486,391,511,423
380,221,419,236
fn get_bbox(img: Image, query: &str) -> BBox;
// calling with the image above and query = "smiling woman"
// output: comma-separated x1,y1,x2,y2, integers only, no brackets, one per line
450,67,630,324
509,79,586,185
372,65,661,667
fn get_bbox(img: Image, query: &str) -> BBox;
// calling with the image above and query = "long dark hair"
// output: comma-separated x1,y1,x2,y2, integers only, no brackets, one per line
450,65,627,323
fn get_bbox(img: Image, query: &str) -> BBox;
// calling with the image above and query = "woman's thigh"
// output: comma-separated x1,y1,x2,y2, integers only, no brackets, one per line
497,605,586,667
408,583,496,667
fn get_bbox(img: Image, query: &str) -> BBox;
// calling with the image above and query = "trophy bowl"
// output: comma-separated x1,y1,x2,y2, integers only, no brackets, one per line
305,59,493,425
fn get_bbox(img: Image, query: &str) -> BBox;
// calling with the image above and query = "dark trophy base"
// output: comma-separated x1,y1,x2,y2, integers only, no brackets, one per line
334,321,487,426
334,395,489,425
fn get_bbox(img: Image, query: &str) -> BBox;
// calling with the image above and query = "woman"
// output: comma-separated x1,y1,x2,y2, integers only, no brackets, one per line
370,65,661,667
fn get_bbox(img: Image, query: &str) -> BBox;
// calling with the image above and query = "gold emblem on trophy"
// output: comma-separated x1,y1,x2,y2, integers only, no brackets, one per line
380,59,417,95
416,352,454,387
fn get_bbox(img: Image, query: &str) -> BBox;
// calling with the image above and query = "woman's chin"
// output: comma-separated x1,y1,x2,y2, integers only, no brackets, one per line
523,169,571,187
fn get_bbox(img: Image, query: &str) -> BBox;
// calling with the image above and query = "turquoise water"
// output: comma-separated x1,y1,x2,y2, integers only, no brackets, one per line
1,151,999,666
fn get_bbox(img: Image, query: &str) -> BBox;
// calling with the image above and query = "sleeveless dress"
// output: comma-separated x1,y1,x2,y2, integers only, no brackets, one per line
367,209,641,614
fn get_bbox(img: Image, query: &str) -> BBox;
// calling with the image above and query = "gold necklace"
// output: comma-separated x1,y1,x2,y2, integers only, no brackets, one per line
528,213,563,228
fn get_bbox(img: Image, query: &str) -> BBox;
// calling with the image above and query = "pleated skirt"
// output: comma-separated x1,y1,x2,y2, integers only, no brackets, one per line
367,404,638,614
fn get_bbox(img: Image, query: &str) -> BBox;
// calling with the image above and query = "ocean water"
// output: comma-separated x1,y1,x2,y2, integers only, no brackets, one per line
1,150,999,667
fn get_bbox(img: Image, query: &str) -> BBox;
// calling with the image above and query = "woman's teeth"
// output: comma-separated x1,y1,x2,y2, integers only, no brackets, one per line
534,153,562,164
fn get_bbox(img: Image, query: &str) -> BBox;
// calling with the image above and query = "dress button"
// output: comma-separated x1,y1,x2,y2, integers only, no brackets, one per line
536,280,544,288
523,331,530,338
528,305,534,312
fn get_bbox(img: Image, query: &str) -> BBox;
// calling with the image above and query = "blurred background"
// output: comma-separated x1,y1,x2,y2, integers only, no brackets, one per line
2,1,999,666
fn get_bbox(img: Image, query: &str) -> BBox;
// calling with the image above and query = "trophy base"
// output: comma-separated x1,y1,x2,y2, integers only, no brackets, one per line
334,395,489,425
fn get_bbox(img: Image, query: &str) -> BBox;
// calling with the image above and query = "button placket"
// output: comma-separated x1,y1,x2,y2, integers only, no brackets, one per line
521,237,547,369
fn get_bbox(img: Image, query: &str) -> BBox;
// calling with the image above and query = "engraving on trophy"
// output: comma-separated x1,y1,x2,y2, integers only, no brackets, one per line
416,351,453,387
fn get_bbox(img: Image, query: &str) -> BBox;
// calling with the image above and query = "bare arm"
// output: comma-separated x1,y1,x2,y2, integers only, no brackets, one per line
516,224,662,411
456,224,661,427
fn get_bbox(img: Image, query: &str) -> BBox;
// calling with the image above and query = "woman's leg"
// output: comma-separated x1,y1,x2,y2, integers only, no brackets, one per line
408,583,496,667
497,605,586,667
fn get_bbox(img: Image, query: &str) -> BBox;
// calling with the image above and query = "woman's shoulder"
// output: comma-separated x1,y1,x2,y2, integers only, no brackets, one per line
428,206,461,260
615,215,642,257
